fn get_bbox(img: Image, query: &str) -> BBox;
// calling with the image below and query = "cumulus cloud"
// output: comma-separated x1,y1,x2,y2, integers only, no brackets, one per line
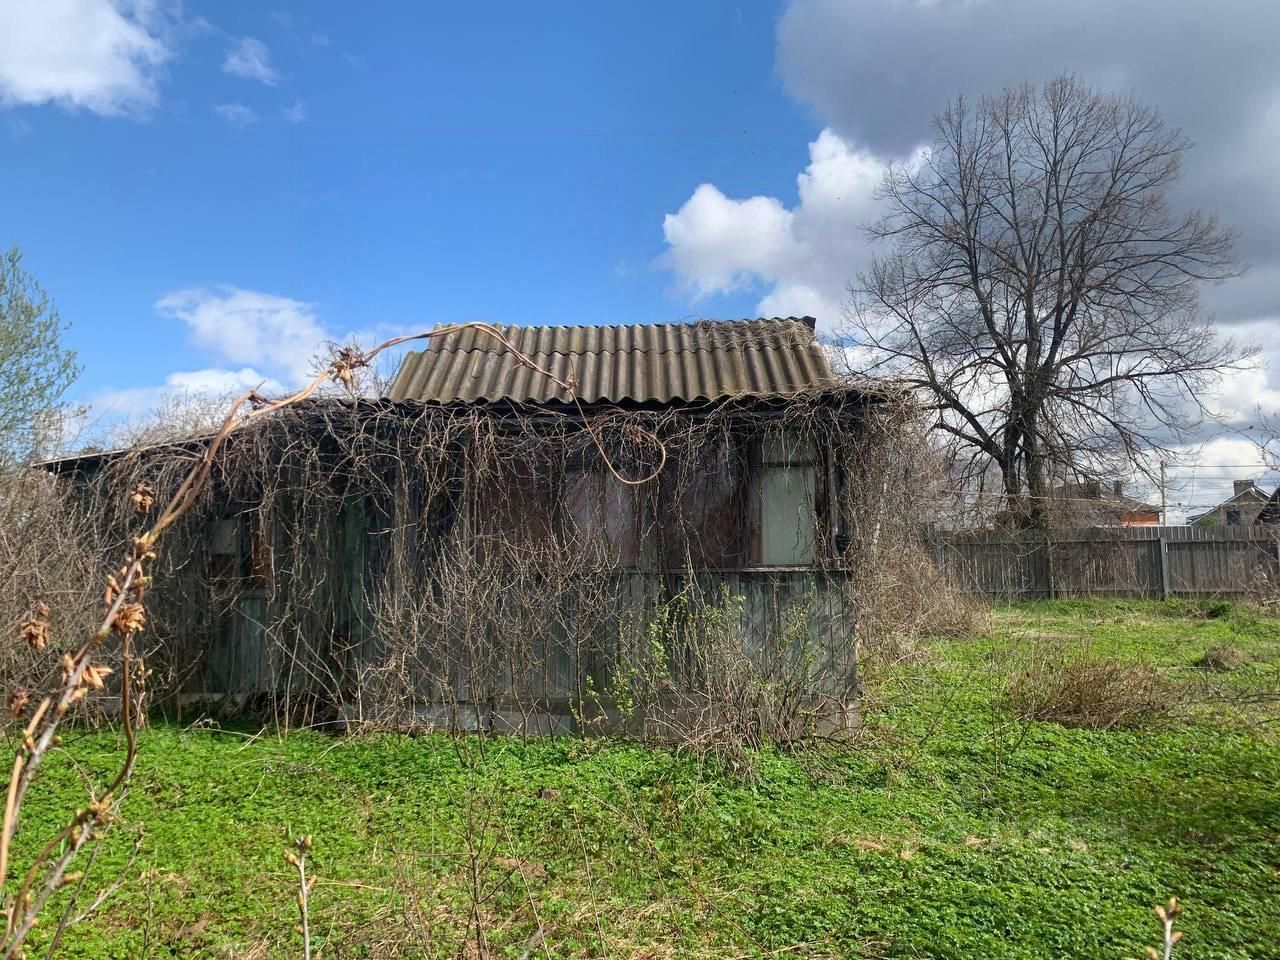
156,286,328,383
92,367,284,419
774,0,1280,326
222,37,277,85
662,185,797,299
1163,436,1280,522
662,128,896,328
0,0,172,116
86,286,417,443
87,366,290,446
282,99,307,124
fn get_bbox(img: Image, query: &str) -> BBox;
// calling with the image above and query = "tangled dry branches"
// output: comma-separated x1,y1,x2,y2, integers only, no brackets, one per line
0,322,630,958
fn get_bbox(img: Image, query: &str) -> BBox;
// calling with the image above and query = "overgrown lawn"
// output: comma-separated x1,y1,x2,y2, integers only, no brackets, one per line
15,599,1280,958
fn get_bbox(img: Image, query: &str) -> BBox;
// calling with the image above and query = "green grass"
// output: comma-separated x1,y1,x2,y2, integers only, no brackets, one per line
12,599,1280,959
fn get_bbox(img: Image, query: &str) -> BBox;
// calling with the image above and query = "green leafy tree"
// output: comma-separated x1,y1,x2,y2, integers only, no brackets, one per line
0,247,80,464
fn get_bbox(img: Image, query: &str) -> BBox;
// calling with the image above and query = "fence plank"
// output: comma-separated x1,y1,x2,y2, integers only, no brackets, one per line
930,527,1280,599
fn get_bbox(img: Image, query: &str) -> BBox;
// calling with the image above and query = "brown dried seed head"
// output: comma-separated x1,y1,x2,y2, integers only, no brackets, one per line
19,610,49,651
112,603,146,637
8,688,30,718
81,664,114,691
19,621,47,651
130,483,155,513
1146,948,1160,960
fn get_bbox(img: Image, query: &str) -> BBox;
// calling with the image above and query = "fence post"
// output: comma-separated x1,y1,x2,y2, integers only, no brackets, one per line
1158,535,1171,600
1045,533,1055,600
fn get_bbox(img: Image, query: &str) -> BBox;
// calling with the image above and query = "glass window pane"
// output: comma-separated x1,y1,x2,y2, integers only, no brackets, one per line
760,465,817,565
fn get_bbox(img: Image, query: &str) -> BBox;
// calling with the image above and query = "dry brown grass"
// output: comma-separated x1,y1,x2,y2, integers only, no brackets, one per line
1193,644,1248,672
854,541,989,673
1004,645,1178,731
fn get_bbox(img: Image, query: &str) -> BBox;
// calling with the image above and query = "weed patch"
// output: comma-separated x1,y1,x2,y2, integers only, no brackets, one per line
1004,651,1176,730
1193,644,1248,672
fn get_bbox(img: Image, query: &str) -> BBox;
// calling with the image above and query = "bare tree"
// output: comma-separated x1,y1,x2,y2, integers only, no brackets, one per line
848,75,1254,527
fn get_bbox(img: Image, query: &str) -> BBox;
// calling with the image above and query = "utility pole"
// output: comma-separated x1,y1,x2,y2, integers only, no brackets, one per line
1160,461,1168,526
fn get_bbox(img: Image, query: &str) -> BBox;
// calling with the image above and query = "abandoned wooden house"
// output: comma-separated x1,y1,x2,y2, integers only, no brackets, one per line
50,317,898,737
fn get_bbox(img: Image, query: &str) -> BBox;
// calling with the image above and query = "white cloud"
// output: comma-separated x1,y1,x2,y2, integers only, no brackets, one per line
214,102,257,126
87,288,422,445
661,128,898,328
1160,436,1280,522
661,185,797,299
86,366,289,446
1202,321,1280,425
92,366,284,419
156,286,328,383
0,0,171,116
282,99,307,123
663,0,1280,519
222,37,277,85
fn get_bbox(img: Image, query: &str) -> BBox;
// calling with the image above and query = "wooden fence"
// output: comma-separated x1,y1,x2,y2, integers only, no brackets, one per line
928,526,1280,599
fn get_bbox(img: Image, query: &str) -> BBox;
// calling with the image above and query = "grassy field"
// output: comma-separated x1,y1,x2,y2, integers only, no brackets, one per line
13,599,1280,959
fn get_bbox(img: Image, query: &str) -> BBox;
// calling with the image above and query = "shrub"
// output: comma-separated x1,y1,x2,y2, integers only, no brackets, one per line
1204,600,1234,620
1004,646,1176,730
0,468,109,705
1193,644,1248,672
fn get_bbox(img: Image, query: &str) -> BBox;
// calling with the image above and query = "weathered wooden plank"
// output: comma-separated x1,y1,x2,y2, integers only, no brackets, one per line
929,530,1280,599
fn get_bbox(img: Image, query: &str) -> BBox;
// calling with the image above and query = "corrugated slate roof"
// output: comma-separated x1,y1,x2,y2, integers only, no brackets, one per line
385,317,837,405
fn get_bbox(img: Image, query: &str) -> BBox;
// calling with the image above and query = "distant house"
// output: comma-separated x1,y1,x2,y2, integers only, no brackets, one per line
1050,481,1161,527
1260,486,1280,525
1188,480,1273,527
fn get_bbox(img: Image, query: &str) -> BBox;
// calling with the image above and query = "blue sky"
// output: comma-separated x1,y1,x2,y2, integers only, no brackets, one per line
3,0,1280,515
2,1,807,419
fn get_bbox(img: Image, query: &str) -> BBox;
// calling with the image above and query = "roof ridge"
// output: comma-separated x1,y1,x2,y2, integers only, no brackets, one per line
428,316,817,334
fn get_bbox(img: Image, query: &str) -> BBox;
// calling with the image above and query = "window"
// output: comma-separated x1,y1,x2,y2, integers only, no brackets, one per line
208,510,272,586
209,516,240,582
563,468,639,565
757,432,819,566
472,460,555,560
658,433,750,569
1226,507,1242,525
